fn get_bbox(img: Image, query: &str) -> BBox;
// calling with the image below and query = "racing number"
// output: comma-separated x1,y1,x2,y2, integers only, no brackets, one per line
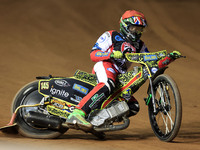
41,82,49,90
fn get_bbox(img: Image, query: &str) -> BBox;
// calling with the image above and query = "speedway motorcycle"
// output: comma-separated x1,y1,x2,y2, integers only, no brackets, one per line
2,50,184,142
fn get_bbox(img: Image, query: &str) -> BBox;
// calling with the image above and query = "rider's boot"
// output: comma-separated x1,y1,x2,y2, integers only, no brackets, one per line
65,82,111,131
65,109,92,131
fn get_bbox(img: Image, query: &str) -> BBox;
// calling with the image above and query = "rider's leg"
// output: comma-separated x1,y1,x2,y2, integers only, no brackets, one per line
66,61,118,129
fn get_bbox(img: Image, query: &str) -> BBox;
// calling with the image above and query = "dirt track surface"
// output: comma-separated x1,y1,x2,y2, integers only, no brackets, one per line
0,0,200,149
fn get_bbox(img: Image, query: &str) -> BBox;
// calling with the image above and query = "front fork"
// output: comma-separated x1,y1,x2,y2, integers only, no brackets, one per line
145,67,168,114
147,77,157,114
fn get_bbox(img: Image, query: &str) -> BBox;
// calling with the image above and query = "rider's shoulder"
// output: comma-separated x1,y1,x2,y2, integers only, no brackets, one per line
101,30,116,37
103,30,121,36
105,30,125,42
108,30,121,36
99,30,125,43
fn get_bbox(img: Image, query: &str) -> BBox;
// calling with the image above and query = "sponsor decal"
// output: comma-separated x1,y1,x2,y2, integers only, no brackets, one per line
55,79,70,87
115,35,124,41
121,42,136,53
50,87,69,98
159,53,166,57
131,55,139,61
107,68,116,74
63,105,75,112
48,99,76,116
74,95,82,101
151,67,158,73
89,93,105,108
40,82,49,90
70,95,82,103
73,83,89,95
97,34,107,43
47,106,69,118
95,51,109,57
51,99,65,109
144,55,158,61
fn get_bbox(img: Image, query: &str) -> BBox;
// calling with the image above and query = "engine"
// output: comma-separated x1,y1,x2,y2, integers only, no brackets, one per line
89,101,129,127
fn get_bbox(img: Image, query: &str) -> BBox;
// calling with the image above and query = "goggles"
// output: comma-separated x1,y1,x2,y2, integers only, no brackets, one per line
128,25,144,35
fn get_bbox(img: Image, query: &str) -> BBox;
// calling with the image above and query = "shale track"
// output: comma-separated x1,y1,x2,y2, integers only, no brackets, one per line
0,0,199,149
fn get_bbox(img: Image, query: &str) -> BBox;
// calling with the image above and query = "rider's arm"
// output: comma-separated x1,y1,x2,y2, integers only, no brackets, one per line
90,50,112,62
90,31,113,62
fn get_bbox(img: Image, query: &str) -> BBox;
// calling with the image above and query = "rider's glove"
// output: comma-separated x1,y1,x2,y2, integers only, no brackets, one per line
110,51,123,59
168,51,181,59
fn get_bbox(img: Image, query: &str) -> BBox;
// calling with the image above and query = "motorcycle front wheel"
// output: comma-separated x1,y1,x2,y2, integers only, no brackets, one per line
12,81,68,139
148,74,182,142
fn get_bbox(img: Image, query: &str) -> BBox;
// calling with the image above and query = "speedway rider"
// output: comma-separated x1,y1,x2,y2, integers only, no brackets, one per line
65,10,181,130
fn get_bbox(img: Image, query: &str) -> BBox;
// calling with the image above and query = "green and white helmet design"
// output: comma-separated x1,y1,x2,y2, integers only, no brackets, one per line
120,10,147,42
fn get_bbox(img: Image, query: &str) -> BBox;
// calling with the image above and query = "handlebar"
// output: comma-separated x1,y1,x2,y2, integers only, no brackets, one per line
180,55,186,58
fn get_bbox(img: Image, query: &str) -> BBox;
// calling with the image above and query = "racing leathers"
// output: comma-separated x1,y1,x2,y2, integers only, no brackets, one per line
75,30,149,115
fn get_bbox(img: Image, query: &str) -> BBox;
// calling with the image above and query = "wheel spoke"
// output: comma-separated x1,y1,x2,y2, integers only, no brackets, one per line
148,74,182,142
157,83,166,106
165,110,174,128
160,112,170,134
156,82,175,134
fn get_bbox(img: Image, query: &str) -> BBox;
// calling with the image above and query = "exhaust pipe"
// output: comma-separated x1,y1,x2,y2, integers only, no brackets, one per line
93,117,130,132
25,111,64,130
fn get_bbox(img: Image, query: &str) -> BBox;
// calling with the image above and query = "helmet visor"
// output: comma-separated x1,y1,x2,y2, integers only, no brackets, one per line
128,25,144,35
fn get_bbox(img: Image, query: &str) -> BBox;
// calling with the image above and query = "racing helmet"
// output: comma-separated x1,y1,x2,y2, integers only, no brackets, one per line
120,10,147,42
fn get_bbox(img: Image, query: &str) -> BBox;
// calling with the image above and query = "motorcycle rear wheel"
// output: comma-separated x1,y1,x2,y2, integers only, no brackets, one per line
12,81,68,139
148,74,182,142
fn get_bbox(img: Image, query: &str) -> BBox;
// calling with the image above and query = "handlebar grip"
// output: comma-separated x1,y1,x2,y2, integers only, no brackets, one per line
181,55,186,58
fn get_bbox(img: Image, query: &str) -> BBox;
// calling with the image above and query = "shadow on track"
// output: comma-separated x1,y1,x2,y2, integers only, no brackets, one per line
59,122,200,143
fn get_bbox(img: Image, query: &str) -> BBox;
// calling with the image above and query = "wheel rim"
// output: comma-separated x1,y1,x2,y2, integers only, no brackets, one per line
151,80,177,138
19,90,46,129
